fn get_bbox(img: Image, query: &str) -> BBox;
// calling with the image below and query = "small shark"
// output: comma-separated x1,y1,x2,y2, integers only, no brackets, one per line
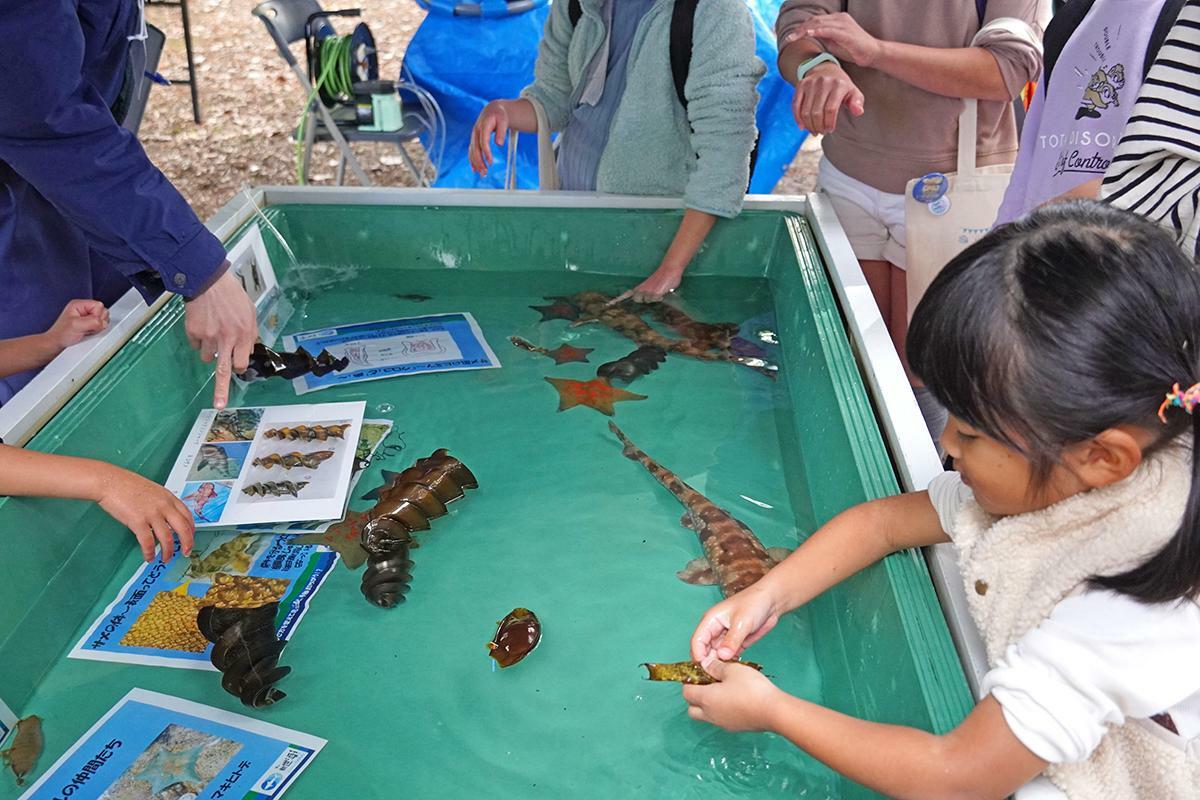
609,423,789,596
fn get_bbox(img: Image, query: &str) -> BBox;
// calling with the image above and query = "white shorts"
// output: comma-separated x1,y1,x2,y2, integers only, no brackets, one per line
817,156,908,269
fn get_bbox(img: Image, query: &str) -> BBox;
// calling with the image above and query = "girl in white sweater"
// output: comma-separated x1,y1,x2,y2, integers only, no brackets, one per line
683,201,1200,799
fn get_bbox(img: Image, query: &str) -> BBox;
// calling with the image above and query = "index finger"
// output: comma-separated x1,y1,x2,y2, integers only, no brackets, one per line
606,290,634,307
212,349,233,410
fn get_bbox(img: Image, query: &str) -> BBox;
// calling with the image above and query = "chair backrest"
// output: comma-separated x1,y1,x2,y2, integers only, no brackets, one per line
252,0,333,68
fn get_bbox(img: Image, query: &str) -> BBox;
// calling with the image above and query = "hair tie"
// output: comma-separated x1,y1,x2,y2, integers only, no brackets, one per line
1158,382,1200,422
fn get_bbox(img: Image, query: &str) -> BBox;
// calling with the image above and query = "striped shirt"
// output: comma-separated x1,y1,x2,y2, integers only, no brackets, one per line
1103,0,1200,261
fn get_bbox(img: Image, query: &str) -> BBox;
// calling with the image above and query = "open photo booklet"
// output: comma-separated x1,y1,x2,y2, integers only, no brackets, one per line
164,402,366,527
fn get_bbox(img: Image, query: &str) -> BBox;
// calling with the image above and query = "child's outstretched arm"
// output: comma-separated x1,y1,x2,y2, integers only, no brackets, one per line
609,210,716,304
610,0,762,304
0,300,109,378
0,444,194,562
692,491,949,663
686,663,1047,800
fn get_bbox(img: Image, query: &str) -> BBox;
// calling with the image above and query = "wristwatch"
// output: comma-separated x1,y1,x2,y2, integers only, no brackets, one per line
795,52,840,82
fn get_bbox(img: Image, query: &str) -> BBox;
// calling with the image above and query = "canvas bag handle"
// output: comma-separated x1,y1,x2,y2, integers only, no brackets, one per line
956,18,1042,179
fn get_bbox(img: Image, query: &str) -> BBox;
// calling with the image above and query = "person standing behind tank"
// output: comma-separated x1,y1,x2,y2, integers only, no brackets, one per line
774,2,1044,365
0,0,256,409
468,0,764,304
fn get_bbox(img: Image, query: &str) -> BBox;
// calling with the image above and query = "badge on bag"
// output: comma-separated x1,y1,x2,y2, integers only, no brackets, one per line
912,172,951,216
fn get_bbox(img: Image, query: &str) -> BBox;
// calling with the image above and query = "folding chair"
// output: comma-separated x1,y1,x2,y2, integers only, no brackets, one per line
121,24,167,135
252,0,429,186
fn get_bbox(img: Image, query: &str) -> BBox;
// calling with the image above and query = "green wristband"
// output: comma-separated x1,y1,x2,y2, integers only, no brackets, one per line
795,52,840,82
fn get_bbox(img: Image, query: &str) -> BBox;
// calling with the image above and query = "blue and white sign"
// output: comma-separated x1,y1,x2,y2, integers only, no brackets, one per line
17,689,324,800
283,313,501,394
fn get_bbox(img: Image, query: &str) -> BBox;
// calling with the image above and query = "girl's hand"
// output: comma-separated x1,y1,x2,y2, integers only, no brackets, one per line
608,265,684,306
94,466,195,563
802,13,882,68
47,299,109,350
792,62,865,135
682,659,782,732
691,585,781,663
469,101,511,177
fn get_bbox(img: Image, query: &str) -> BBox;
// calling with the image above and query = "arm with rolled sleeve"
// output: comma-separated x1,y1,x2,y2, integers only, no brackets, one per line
0,0,226,301
775,0,842,47
974,0,1046,101
519,0,577,133
682,0,765,219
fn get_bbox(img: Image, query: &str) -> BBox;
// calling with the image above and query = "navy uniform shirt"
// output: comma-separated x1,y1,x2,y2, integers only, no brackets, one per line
0,0,227,400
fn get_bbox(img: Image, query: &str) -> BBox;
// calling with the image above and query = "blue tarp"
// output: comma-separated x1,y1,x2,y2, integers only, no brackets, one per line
402,0,806,192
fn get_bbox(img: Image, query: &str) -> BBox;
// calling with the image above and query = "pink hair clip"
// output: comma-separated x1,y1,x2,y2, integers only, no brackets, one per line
1158,382,1200,423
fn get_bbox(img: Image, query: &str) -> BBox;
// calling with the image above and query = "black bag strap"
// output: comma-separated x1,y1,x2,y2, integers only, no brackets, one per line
568,0,697,110
1042,0,1095,89
567,0,759,186
669,0,699,110
1044,0,1186,89
1147,0,1188,76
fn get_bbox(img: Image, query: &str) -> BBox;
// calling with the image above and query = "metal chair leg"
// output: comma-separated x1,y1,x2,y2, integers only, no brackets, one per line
335,151,346,186
395,143,427,188
302,104,317,185
179,0,201,123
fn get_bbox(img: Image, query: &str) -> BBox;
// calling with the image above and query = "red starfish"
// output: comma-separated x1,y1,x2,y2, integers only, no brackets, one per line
544,376,647,416
546,344,594,364
530,299,580,322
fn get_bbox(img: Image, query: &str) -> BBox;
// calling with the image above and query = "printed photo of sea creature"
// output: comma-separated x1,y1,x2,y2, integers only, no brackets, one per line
179,481,232,524
205,408,263,442
97,724,241,800
263,422,350,441
187,442,251,481
356,422,392,469
252,450,334,470
185,533,264,580
242,480,308,498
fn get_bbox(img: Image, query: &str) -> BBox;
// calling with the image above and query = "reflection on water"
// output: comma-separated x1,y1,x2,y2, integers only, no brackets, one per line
661,716,840,799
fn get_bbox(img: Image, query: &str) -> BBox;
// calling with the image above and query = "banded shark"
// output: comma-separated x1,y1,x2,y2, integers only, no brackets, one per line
609,422,789,596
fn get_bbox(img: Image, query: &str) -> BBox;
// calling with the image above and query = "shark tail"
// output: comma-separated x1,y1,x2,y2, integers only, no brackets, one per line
608,421,643,462
608,422,702,507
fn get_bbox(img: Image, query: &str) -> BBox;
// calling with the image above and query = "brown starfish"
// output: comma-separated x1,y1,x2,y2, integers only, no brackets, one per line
544,376,647,416
509,336,593,364
530,298,580,322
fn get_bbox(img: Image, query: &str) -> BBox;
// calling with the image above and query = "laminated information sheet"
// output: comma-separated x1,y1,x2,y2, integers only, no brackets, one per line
19,688,324,800
69,532,335,669
283,313,500,394
165,403,365,527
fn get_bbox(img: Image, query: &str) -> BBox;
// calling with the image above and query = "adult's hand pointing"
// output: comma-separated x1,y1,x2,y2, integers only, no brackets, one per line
184,267,257,410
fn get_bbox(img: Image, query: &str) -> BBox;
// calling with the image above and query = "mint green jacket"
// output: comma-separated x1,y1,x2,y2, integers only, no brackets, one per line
521,0,764,218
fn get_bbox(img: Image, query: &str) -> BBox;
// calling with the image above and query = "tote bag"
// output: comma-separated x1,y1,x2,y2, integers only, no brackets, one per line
902,14,1043,319
904,97,1013,320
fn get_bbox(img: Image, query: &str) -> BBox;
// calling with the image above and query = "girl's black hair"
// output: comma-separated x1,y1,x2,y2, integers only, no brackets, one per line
908,200,1200,604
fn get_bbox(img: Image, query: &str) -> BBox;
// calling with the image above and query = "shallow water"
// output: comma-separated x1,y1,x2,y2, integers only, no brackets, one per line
13,267,851,799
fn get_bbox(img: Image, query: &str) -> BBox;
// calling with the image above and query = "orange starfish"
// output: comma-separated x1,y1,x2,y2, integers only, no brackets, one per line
544,377,647,416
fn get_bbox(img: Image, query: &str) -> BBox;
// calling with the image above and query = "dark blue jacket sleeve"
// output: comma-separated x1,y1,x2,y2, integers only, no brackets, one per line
0,0,226,300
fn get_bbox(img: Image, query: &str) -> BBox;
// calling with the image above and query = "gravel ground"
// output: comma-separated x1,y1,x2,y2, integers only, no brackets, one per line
140,0,820,220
